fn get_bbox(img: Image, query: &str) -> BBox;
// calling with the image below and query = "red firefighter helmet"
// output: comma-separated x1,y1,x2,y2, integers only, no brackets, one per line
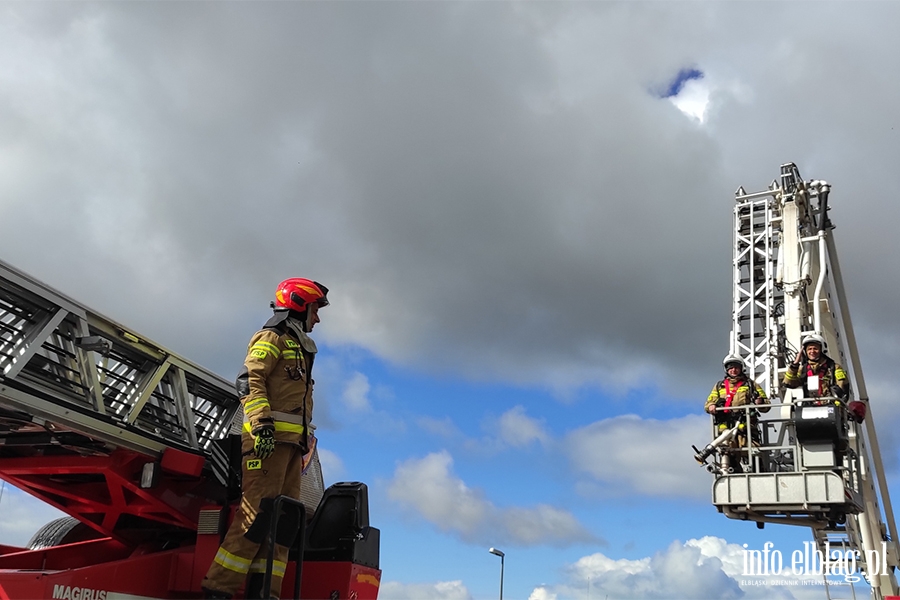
274,278,329,312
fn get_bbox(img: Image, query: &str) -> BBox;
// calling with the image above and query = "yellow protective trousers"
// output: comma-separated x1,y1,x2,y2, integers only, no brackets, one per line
202,441,305,598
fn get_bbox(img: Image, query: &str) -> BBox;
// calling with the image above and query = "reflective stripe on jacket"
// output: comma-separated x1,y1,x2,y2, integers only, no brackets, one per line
242,410,307,435
239,328,313,445
705,377,770,414
783,357,847,395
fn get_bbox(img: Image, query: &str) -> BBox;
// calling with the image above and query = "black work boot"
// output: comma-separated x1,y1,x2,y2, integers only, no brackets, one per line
201,587,233,599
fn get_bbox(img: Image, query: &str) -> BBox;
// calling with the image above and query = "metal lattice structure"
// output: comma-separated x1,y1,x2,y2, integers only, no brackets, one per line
730,179,785,397
0,258,238,470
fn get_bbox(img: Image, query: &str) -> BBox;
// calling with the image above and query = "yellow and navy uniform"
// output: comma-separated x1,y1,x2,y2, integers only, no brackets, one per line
202,319,314,599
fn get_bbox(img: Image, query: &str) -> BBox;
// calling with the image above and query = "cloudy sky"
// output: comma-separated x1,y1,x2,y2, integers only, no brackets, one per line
1,2,900,598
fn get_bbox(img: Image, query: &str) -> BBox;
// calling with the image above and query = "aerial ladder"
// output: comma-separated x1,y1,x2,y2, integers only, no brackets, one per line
693,163,900,598
0,258,381,599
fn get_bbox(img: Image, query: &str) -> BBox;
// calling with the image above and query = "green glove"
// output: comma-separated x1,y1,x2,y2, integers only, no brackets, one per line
253,426,276,459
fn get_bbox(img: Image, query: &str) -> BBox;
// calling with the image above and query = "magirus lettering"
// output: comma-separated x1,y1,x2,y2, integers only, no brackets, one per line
51,585,108,600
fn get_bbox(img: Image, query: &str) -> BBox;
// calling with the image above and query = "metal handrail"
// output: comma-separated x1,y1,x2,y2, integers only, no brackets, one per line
702,398,856,476
262,495,307,600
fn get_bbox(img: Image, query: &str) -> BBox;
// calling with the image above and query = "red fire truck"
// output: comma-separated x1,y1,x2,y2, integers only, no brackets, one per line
0,259,380,599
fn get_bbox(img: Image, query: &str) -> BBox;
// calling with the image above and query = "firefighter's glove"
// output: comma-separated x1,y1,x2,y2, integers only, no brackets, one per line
831,385,847,400
848,400,867,424
253,426,276,460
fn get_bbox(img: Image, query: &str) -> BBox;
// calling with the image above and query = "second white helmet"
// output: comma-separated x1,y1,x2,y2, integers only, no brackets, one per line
801,333,827,349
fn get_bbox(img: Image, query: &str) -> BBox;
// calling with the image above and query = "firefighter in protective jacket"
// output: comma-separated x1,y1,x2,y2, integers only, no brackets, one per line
705,355,770,417
783,333,848,398
783,333,865,421
202,278,329,599
705,355,770,461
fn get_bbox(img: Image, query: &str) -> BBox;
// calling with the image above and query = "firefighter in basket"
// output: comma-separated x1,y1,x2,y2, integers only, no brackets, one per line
701,355,770,472
783,333,866,422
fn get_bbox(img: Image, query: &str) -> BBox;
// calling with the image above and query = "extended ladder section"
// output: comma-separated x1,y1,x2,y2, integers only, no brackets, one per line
0,258,238,457
0,259,240,539
706,164,899,597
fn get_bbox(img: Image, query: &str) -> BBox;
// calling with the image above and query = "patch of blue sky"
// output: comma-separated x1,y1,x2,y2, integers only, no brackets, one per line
378,521,604,599
602,498,809,558
377,522,500,597
268,338,896,598
317,347,710,495
660,67,705,98
322,342,699,422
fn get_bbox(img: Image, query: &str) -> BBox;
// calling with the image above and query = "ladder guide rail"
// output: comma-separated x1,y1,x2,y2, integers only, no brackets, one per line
0,258,238,460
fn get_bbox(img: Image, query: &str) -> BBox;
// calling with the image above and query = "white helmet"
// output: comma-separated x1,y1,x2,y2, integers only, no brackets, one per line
723,354,747,372
801,333,826,349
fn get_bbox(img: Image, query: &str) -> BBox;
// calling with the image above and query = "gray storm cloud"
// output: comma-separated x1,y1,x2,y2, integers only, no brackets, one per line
2,2,899,406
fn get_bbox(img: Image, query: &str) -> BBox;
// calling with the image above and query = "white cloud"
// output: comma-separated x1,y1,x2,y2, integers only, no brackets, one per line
565,414,710,498
534,536,825,600
387,451,597,547
499,504,590,547
527,587,557,600
459,406,550,455
387,452,490,539
670,77,711,122
569,539,743,599
342,371,372,412
497,405,550,448
379,580,472,600
316,447,345,484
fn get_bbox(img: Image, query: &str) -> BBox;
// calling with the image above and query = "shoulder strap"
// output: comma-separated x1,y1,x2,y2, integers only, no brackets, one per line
746,378,759,400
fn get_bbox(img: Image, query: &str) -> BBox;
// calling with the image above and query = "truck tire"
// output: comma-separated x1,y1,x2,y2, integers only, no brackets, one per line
27,517,97,550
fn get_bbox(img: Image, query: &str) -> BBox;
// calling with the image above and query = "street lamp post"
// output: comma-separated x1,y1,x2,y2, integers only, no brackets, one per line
488,547,505,600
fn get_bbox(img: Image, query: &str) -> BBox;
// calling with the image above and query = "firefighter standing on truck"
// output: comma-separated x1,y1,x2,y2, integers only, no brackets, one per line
202,278,329,599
